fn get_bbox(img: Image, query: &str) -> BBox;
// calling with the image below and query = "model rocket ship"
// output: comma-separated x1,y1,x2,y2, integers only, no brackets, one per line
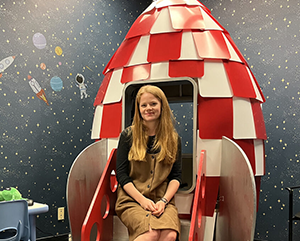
90,0,266,239
28,75,49,105
0,56,15,78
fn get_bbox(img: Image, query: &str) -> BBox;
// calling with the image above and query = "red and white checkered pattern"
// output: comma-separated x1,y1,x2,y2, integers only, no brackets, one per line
91,0,266,176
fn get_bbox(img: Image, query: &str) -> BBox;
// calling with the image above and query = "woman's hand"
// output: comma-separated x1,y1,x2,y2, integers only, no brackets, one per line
123,183,157,212
140,197,157,212
152,200,166,217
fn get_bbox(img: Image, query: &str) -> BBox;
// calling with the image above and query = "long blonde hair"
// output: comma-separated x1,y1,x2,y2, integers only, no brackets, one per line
128,85,178,164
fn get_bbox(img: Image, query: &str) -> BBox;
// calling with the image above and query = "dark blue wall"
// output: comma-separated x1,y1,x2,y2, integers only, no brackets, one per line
202,0,300,241
200,1,300,240
0,0,151,238
0,1,299,240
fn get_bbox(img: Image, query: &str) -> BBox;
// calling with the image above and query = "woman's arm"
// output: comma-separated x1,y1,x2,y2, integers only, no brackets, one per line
152,179,180,217
117,129,157,212
116,129,133,187
153,136,182,217
162,179,180,203
123,182,157,212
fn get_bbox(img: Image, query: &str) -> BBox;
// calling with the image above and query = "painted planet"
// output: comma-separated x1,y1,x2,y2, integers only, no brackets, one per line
32,33,47,49
55,46,63,56
40,63,46,70
50,76,63,91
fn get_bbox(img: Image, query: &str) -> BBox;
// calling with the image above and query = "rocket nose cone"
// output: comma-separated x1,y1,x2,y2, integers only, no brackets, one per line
28,75,32,80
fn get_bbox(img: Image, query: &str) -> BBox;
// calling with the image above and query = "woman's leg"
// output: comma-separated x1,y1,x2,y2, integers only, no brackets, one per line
158,229,177,241
134,226,160,241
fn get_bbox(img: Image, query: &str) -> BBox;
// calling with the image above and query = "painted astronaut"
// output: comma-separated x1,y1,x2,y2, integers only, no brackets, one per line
75,73,88,99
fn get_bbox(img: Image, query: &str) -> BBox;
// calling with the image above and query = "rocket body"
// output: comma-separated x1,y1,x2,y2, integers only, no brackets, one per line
89,1,266,239
0,56,15,78
28,75,49,105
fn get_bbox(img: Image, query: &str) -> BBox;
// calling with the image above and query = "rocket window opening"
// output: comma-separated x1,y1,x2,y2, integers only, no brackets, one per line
123,78,197,193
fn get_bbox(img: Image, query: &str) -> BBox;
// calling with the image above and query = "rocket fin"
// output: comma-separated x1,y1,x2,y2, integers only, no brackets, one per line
36,89,49,105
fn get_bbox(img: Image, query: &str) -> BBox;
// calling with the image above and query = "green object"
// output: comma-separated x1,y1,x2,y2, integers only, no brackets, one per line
0,187,24,201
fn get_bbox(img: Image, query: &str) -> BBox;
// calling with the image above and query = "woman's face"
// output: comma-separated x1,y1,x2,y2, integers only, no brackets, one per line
139,92,161,125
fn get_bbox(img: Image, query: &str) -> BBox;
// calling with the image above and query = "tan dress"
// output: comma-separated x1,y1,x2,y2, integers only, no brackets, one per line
115,152,181,241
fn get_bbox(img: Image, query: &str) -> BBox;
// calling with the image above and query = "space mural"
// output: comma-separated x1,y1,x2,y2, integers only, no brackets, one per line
1,0,300,240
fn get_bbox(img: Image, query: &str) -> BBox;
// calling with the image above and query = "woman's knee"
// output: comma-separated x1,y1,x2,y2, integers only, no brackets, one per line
159,229,177,241
134,229,160,241
150,229,161,240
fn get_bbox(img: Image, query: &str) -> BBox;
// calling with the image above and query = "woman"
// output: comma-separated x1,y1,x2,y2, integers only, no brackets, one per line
115,85,182,241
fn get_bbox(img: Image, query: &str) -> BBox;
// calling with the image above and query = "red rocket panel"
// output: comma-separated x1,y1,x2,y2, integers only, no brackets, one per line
121,64,151,84
94,71,112,106
224,61,256,99
198,97,233,139
169,60,204,78
234,139,257,174
126,10,159,39
251,99,267,140
100,101,122,138
107,37,141,71
193,31,231,59
148,32,182,62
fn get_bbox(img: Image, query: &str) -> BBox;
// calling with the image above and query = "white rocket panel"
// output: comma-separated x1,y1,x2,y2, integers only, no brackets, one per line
107,138,119,161
150,8,177,34
223,33,242,63
200,8,223,31
127,35,150,67
246,67,264,102
103,68,124,104
91,105,103,139
179,31,201,60
254,139,264,176
198,61,232,97
233,97,256,139
149,62,170,79
155,0,201,9
196,134,222,176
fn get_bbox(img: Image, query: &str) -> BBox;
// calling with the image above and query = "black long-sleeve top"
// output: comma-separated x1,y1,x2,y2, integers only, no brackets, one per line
116,128,182,188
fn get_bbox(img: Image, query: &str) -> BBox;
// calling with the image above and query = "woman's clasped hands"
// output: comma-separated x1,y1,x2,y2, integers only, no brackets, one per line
140,197,166,217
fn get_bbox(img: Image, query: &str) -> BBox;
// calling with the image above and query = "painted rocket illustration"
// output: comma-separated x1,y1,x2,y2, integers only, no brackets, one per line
28,75,49,105
0,56,15,78
69,0,267,240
